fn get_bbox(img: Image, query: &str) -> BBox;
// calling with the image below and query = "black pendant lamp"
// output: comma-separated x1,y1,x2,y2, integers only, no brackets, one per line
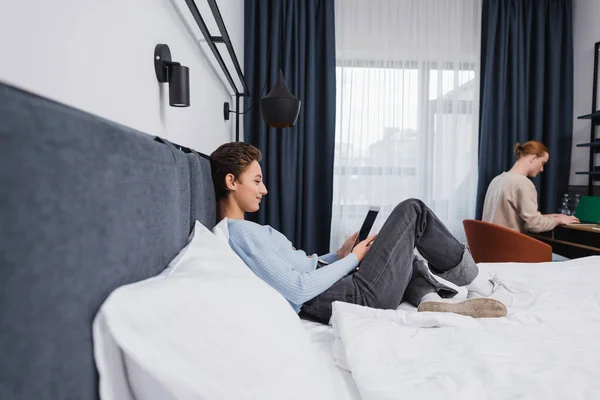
259,70,301,128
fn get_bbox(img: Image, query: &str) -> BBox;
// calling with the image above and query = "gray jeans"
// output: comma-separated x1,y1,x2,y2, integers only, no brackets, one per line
300,199,479,323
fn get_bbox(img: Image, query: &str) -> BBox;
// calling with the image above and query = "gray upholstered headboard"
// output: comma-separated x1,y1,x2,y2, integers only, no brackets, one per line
0,82,216,400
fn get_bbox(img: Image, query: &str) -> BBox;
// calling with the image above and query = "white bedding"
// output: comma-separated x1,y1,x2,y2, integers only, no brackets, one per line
301,319,362,400
320,256,600,400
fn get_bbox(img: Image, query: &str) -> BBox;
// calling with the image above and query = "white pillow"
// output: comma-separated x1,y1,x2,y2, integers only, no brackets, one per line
93,221,336,400
212,217,230,243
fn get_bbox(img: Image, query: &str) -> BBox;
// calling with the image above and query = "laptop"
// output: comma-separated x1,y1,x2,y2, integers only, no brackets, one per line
574,196,600,224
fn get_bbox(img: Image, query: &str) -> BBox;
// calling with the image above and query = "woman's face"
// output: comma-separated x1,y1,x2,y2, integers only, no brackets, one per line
228,160,268,212
527,152,549,177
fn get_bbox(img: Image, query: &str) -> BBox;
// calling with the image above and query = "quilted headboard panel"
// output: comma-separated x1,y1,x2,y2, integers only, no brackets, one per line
0,82,216,399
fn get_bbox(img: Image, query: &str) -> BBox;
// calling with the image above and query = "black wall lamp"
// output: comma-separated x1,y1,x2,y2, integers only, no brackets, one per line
154,44,190,107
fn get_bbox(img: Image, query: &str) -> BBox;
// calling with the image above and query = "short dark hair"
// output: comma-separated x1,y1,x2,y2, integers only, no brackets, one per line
210,142,262,199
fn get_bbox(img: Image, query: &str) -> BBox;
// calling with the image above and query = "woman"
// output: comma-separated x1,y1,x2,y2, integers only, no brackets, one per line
210,142,531,323
482,140,579,233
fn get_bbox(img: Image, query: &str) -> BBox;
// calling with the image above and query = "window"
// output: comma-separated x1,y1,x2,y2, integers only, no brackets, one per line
332,61,478,241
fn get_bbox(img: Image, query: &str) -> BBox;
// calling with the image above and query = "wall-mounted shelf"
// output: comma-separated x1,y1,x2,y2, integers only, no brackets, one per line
576,140,600,148
576,41,600,193
577,110,600,123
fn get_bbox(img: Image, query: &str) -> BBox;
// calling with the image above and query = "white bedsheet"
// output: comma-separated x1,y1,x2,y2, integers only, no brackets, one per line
328,256,600,400
301,319,362,400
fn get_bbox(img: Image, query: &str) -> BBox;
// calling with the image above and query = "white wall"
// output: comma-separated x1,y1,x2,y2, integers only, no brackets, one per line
0,0,244,154
571,0,600,185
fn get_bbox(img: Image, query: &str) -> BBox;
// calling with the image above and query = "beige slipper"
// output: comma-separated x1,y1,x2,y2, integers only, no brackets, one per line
417,297,507,318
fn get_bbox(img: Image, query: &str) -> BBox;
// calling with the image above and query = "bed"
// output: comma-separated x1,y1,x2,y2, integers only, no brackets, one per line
2,81,600,400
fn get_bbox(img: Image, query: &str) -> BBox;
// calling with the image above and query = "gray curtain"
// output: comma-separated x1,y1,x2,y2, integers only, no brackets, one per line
244,0,336,254
476,0,574,218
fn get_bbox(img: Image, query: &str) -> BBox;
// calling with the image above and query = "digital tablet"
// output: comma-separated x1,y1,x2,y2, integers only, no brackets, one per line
352,206,380,249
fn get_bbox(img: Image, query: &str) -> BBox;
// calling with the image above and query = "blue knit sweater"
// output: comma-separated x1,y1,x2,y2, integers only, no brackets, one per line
227,219,359,312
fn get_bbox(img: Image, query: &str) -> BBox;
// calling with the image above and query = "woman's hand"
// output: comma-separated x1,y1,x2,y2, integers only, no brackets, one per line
337,232,358,259
550,214,580,225
352,234,377,263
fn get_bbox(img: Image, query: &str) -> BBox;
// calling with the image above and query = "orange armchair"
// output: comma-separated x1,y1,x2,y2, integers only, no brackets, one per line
462,219,552,263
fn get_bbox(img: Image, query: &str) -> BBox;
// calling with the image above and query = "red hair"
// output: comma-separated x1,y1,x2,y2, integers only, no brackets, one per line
514,140,549,160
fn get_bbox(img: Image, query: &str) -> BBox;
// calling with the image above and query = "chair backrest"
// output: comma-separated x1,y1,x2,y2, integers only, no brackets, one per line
463,219,552,263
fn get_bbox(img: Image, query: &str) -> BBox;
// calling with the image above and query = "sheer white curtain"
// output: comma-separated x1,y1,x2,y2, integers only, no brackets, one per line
330,0,482,250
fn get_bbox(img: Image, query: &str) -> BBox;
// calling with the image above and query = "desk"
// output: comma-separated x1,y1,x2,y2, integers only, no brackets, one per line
529,225,600,259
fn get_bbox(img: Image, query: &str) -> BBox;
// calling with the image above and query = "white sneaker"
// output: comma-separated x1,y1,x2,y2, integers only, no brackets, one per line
468,274,534,308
